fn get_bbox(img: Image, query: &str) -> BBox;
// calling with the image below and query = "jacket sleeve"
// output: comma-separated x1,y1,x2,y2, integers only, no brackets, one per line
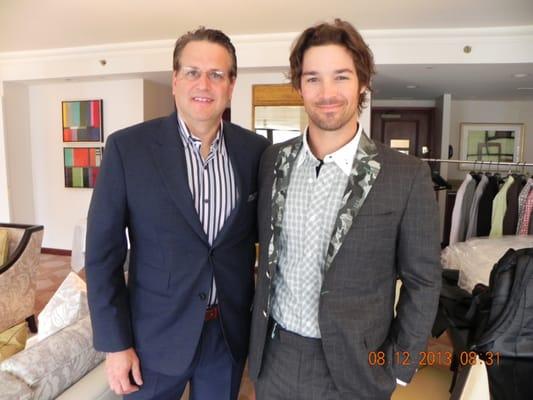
389,161,442,383
85,133,132,352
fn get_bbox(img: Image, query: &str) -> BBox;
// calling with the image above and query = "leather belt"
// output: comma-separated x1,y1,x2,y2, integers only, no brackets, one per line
205,305,219,321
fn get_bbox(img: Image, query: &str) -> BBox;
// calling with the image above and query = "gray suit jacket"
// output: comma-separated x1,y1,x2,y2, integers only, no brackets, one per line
248,133,441,399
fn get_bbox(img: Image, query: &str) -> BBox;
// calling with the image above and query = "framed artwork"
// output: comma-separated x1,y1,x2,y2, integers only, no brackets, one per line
62,100,103,142
64,147,103,188
459,123,525,170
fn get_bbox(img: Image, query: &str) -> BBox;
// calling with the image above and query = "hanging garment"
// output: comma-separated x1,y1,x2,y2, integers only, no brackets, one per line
490,176,514,238
477,175,500,237
449,174,476,245
517,178,533,234
466,174,488,240
502,176,524,235
518,189,533,235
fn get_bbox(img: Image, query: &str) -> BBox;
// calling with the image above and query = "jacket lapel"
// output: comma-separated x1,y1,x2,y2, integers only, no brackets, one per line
151,113,208,243
324,130,381,270
267,137,303,272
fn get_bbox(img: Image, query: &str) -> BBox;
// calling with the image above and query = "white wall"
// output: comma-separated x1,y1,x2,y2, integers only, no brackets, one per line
0,97,8,219
143,80,174,121
232,68,290,130
3,83,34,223
435,94,452,242
448,99,533,180
27,78,145,248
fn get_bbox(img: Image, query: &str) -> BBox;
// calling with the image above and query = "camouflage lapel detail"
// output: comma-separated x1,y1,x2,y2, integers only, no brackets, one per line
324,131,381,271
267,138,303,275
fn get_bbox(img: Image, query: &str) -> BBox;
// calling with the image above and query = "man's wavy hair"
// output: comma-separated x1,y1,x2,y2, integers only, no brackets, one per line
289,19,375,113
172,27,237,80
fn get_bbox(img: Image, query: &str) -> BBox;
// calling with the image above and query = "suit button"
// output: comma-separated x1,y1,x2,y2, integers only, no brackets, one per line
266,270,271,279
262,310,268,318
199,292,207,300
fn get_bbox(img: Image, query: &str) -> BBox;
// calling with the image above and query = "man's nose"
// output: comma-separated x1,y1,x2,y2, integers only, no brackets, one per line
320,80,336,98
196,72,211,89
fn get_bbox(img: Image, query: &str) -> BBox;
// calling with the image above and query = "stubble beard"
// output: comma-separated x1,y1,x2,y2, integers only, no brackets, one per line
306,106,354,132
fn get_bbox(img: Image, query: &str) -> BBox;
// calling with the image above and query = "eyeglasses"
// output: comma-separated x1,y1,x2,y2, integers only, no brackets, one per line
179,66,229,83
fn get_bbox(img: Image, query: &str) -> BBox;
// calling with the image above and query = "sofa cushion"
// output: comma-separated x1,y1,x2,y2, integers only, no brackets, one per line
0,315,105,400
38,272,88,341
0,229,8,265
0,371,33,400
0,322,28,362
56,362,121,400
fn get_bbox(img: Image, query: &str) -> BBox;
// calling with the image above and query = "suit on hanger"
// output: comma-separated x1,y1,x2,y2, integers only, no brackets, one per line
502,176,524,235
477,175,500,237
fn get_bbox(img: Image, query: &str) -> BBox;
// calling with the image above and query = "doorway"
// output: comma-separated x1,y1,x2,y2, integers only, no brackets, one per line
371,108,439,159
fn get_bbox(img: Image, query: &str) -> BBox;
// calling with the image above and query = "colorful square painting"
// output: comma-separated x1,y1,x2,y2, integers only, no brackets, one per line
64,147,103,188
62,100,103,142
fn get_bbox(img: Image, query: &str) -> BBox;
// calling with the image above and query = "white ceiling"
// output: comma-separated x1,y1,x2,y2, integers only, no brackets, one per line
2,0,533,101
2,0,533,52
373,64,533,100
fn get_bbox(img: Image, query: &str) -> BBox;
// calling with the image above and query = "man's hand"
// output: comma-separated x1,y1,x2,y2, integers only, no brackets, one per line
105,347,143,395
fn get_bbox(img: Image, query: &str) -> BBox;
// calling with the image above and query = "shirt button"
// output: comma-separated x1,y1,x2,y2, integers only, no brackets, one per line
204,199,209,204
199,293,207,300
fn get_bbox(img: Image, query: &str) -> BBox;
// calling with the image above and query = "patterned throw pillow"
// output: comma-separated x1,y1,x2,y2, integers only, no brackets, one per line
0,322,28,361
0,229,8,265
0,371,33,400
0,316,105,400
37,272,89,341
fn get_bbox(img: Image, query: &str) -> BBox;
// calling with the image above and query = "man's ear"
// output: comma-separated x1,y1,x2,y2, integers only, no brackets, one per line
171,71,178,95
360,85,367,94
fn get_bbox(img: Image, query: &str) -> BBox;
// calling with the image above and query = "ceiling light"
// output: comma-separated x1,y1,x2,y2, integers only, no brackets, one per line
517,87,533,90
513,73,528,78
406,85,417,89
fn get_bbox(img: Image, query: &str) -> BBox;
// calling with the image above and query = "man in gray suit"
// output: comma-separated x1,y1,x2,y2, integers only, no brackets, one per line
248,19,441,400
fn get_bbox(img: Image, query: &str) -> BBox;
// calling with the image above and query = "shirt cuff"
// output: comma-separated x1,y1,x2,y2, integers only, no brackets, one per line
396,378,408,386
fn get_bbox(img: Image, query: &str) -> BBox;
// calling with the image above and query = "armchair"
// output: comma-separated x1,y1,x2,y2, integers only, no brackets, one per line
0,223,44,333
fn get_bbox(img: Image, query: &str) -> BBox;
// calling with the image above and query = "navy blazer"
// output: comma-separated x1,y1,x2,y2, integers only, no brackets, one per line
85,112,269,376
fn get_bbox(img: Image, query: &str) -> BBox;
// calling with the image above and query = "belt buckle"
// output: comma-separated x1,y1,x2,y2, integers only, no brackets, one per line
205,305,219,321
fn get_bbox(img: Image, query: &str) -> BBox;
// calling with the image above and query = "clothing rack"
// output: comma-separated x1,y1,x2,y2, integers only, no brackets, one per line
422,158,533,168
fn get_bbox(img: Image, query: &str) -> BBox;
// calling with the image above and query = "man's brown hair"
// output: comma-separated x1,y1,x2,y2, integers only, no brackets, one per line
172,27,237,80
289,19,375,113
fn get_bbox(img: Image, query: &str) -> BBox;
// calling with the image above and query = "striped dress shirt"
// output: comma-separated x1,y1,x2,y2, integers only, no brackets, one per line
177,115,238,306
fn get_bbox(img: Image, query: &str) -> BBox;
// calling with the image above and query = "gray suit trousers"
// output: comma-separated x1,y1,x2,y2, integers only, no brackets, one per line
256,323,341,400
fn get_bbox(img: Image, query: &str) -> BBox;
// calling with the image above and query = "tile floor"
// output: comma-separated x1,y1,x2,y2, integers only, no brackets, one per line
34,253,453,400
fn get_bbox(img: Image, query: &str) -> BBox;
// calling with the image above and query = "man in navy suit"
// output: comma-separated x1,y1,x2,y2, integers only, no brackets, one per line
85,27,269,399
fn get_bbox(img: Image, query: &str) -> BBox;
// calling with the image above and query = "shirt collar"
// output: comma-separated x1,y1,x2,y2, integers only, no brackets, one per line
177,114,226,157
298,123,363,176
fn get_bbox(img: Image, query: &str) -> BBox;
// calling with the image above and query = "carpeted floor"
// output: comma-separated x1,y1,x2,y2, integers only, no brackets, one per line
35,253,453,400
